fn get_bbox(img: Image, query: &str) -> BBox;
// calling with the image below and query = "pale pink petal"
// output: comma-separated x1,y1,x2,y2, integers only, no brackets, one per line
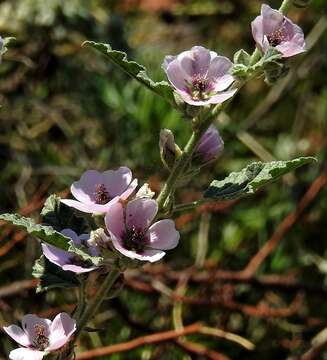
71,170,102,203
162,55,176,71
261,4,283,35
276,41,306,57
62,264,96,273
119,178,138,200
292,26,306,46
178,92,212,106
126,198,158,231
60,199,97,213
61,198,112,214
9,348,45,360
111,235,165,262
166,60,189,91
207,89,237,104
102,167,132,198
105,201,125,238
251,16,264,48
21,315,51,341
3,325,31,347
180,46,211,77
207,56,233,80
41,244,71,268
148,219,180,250
214,74,234,92
48,313,76,351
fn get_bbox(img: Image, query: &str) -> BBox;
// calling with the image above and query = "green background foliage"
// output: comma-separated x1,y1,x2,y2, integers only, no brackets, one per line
0,0,326,358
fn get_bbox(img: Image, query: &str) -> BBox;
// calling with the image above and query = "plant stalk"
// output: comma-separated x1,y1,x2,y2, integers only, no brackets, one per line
75,268,120,338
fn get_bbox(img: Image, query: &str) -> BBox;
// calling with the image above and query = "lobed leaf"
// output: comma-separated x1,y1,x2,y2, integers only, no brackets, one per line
0,213,71,250
41,193,89,233
204,156,316,200
83,41,175,105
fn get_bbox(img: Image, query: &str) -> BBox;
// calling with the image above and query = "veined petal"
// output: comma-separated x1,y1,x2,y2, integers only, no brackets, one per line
3,325,31,347
41,243,71,268
70,170,102,204
102,166,133,198
166,59,189,91
111,234,166,262
126,198,158,231
105,201,125,238
207,56,233,80
208,89,237,104
61,198,114,214
148,219,180,250
214,74,234,92
276,41,306,57
261,4,283,35
48,313,76,351
251,16,264,49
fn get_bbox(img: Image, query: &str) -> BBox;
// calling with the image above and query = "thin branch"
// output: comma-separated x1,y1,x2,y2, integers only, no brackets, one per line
75,323,202,359
241,170,327,278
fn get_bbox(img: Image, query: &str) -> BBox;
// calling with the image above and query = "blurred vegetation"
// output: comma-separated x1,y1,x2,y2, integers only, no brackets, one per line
0,0,327,359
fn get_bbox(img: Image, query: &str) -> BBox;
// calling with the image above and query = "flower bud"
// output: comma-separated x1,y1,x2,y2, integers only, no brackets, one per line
194,125,224,163
88,228,110,248
159,129,182,170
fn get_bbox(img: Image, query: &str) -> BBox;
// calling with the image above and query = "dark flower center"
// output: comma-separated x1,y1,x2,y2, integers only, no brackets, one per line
33,324,49,351
267,27,288,47
184,74,215,101
193,76,208,92
94,184,111,205
122,226,148,253
70,255,94,268
188,75,212,100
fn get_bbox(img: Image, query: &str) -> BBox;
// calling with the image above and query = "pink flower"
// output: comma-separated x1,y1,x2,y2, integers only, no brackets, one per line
61,167,138,214
162,46,236,106
42,229,99,274
3,312,76,360
195,125,224,162
251,4,305,58
105,198,180,262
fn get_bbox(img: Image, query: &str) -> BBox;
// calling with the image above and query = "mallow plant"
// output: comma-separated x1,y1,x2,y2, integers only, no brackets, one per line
0,1,317,359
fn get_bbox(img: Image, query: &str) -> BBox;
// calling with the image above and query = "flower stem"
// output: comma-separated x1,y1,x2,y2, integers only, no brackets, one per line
279,0,293,14
172,199,210,213
75,268,120,338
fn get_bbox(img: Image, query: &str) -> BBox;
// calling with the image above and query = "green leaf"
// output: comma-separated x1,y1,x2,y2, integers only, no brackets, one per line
32,256,79,293
204,157,316,200
0,37,15,57
83,41,175,105
0,210,103,267
233,49,251,66
41,194,89,233
230,63,249,78
0,213,71,250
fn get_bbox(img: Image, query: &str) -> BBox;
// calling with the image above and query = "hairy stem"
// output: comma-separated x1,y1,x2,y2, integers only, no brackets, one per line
75,268,121,338
279,0,293,14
